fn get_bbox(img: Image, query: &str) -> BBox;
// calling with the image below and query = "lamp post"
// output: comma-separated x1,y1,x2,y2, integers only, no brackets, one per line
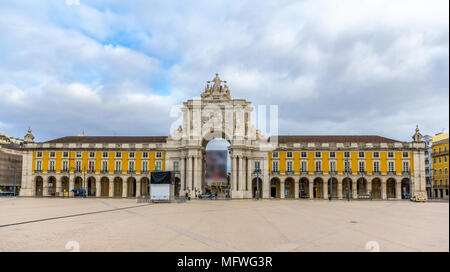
254,166,261,200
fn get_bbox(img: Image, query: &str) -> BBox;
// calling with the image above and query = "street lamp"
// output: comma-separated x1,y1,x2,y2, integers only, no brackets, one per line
254,166,262,200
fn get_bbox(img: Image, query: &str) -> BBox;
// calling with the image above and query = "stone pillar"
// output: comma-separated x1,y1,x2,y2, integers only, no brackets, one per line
109,179,114,197
309,180,314,199
338,179,343,199
197,155,203,194
238,156,245,193
56,179,62,196
232,156,237,193
186,156,192,193
122,179,127,198
323,179,328,199
294,179,299,199
367,179,372,196
280,179,285,198
247,157,252,197
136,179,141,197
43,178,49,197
193,156,199,197
381,180,387,200
352,180,358,199
396,181,402,200
69,177,74,197
262,158,270,199
96,179,101,197
180,156,185,195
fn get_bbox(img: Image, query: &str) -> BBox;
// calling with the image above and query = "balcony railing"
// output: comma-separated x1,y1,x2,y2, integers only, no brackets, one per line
87,169,95,173
358,171,366,175
141,170,149,174
373,171,381,175
329,170,337,175
74,169,82,173
101,169,108,173
114,170,122,174
34,169,42,173
272,170,280,175
315,170,323,175
48,169,55,173
128,170,135,174
402,171,411,175
344,170,352,175
387,171,396,175
286,170,294,175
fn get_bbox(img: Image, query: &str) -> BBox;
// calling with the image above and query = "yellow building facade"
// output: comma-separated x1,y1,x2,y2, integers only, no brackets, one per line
431,133,449,199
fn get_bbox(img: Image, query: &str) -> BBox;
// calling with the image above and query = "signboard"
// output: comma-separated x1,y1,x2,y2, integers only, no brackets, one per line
205,150,227,184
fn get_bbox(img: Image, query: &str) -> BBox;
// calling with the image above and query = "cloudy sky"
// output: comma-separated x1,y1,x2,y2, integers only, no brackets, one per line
0,0,448,143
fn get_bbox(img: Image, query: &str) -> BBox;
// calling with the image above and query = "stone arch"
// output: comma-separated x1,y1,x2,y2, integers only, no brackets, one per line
61,176,69,196
252,177,263,198
357,177,367,195
371,178,382,199
35,176,43,197
140,177,150,196
313,177,324,199
386,178,396,199
113,177,123,197
87,176,96,196
174,177,181,197
285,177,295,198
270,177,281,198
401,178,410,199
342,177,353,199
127,177,136,197
74,176,83,190
328,177,338,199
299,177,309,198
48,176,57,196
100,177,109,197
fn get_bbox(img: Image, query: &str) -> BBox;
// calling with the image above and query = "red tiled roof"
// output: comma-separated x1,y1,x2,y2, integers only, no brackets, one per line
271,135,401,144
44,136,168,144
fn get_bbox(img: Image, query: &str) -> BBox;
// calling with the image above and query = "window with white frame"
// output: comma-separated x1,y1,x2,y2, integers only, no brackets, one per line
403,152,409,158
344,161,351,173
75,161,82,172
272,152,279,158
142,161,148,172
102,161,108,172
129,152,135,158
287,161,293,172
388,161,395,173
287,151,293,158
115,161,122,171
156,152,162,158
330,161,336,172
439,157,442,163
63,152,69,158
315,152,321,158
344,152,350,158
89,152,95,158
301,161,307,172
49,160,55,171
359,152,365,158
359,161,365,172
254,161,261,171
102,152,108,158
37,151,42,158
315,161,322,172
62,161,68,172
388,152,394,158
301,152,307,158
373,152,379,158
143,152,148,158
36,160,42,171
88,161,95,172
129,161,135,171
403,161,409,172
173,161,179,172
272,161,279,172
155,161,162,171
445,168,448,175
76,152,82,158
116,152,122,158
373,161,380,173
439,168,442,175
50,151,55,158
329,152,336,158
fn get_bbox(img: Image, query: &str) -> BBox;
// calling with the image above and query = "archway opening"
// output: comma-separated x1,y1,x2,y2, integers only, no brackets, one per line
372,178,382,199
48,176,56,197
328,177,338,198
174,177,181,197
386,178,396,199
87,177,96,196
140,177,150,196
204,138,230,197
313,177,324,199
401,178,410,199
61,176,69,196
114,177,123,197
342,177,353,199
35,176,43,197
252,177,262,198
270,177,280,198
357,177,367,195
101,177,109,197
299,177,309,198
127,177,136,197
285,177,295,198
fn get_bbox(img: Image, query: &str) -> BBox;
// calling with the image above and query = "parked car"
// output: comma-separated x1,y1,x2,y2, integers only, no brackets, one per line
411,195,426,202
198,192,212,199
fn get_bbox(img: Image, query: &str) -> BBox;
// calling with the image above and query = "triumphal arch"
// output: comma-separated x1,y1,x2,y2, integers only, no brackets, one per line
165,73,273,198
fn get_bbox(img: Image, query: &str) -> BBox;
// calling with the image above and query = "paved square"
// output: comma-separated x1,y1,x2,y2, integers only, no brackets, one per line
0,198,448,252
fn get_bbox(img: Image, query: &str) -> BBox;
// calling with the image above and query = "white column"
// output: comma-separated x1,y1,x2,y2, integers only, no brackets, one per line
309,180,314,199
96,179,101,197
247,158,252,194
197,155,203,194
109,179,114,197
136,179,141,197
194,156,199,197
367,179,372,196
381,180,387,200
232,156,237,193
323,179,328,199
396,181,402,199
69,177,74,197
294,179,299,199
238,156,244,192
338,179,343,199
180,156,185,194
186,156,192,193
352,180,357,199
56,179,62,196
263,158,270,198
122,179,127,198
280,179,285,198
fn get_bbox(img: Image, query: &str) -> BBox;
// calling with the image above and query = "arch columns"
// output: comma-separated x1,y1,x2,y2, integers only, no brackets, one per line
396,180,402,199
56,179,62,195
180,156,185,196
136,179,141,197
352,180,358,199
367,179,372,196
109,179,114,197
43,178,49,196
381,179,387,200
69,177,74,197
309,180,314,199
238,156,245,192
294,179,299,199
122,179,127,198
338,179,343,199
246,157,252,198
186,156,193,193
323,178,328,199
195,155,202,195
94,179,100,197
280,179,285,199
262,158,270,198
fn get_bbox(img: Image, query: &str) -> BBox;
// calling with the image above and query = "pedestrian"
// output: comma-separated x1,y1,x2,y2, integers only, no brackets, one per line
185,192,188,200
188,192,191,201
